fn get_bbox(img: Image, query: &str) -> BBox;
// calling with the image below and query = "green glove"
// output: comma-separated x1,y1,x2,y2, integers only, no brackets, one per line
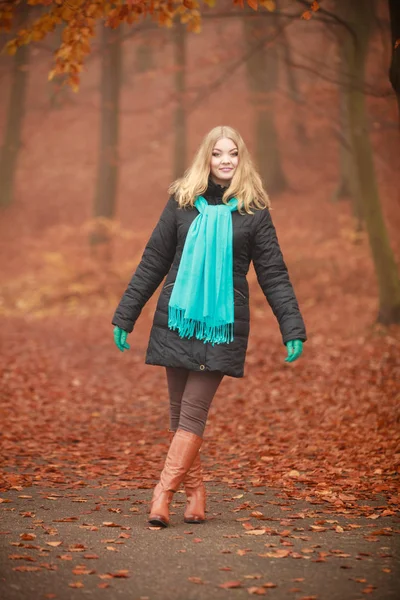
285,339,303,363
113,326,130,352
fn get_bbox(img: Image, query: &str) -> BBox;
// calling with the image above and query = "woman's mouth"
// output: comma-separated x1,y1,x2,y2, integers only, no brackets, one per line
219,168,233,172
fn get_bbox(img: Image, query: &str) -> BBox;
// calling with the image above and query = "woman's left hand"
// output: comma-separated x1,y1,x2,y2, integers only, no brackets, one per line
284,339,303,363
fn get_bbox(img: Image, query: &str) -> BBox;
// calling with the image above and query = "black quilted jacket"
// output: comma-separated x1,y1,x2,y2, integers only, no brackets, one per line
112,179,307,378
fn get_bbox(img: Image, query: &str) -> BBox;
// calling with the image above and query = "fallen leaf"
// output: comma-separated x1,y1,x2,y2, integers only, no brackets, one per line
260,549,290,558
72,565,96,575
19,533,36,541
46,541,62,547
188,577,204,584
219,580,242,589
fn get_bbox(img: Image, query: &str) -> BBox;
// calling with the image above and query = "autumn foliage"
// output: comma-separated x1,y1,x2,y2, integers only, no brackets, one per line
0,0,320,90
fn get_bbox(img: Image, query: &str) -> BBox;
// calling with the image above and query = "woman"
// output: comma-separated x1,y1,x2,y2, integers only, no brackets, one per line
112,126,306,528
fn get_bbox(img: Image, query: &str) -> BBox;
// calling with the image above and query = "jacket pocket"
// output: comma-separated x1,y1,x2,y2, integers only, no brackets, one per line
234,287,247,300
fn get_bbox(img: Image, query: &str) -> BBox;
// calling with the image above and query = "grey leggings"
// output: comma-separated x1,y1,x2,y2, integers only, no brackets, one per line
165,367,224,438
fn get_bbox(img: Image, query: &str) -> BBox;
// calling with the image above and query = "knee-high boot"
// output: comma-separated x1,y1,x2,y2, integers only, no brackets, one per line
168,429,206,524
148,428,203,527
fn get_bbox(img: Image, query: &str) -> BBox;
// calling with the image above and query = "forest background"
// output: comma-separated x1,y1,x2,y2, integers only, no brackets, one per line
1,0,399,488
0,1,399,597
0,0,400,540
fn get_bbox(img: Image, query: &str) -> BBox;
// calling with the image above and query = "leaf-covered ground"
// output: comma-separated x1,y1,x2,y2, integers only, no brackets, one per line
1,183,399,598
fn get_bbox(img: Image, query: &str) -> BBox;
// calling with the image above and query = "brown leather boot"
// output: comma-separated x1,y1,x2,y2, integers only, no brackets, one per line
183,453,206,524
168,429,206,524
148,429,203,527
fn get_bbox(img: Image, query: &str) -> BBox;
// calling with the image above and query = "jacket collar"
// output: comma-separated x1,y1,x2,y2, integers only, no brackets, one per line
203,176,230,205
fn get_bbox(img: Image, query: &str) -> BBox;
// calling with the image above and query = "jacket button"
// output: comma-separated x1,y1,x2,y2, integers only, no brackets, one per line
199,364,205,370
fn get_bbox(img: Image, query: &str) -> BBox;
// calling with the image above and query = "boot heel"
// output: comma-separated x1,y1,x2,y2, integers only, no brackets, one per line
184,516,205,524
149,516,168,527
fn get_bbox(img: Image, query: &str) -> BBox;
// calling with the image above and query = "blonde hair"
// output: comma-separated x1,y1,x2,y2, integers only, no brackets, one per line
168,126,271,215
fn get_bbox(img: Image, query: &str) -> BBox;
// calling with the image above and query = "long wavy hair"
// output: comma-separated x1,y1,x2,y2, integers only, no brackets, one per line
168,126,270,215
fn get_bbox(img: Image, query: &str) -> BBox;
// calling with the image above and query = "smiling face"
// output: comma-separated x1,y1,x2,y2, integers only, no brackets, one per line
210,137,239,187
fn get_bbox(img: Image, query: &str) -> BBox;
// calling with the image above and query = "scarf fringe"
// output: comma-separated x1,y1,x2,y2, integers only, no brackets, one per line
168,306,234,347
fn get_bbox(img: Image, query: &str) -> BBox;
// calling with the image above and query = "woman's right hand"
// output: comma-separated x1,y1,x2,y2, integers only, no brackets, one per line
113,326,130,352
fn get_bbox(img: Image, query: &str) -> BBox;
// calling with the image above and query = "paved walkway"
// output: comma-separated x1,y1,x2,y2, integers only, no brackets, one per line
1,483,398,600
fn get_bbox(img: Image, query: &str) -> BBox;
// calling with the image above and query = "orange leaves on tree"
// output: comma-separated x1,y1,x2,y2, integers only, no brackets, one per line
0,0,15,32
2,0,204,90
302,1,320,20
246,0,258,11
1,0,323,89
259,0,276,11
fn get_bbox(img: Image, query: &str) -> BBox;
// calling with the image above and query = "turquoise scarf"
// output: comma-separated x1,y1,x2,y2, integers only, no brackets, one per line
168,195,239,346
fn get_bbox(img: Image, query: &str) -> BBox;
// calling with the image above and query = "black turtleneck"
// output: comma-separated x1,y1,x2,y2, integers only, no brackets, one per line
202,176,230,206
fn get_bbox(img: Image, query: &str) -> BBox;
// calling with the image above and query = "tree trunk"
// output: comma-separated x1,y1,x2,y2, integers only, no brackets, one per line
136,39,154,73
339,0,400,323
0,4,30,208
332,114,353,203
388,0,400,119
91,24,122,259
277,0,307,145
242,11,287,194
332,51,364,231
172,22,187,180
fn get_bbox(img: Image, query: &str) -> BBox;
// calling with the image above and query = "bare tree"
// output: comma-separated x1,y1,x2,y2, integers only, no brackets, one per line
91,24,122,258
337,0,400,324
388,0,400,117
172,21,187,179
242,9,288,194
0,3,30,208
